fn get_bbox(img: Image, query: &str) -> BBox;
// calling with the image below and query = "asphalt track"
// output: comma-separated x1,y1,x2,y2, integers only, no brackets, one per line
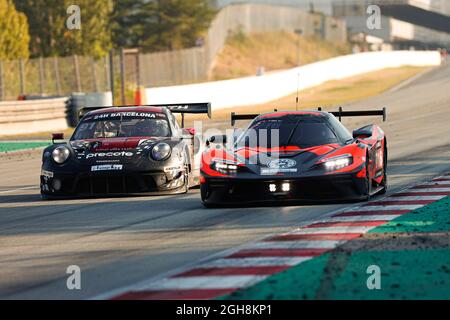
0,61,449,299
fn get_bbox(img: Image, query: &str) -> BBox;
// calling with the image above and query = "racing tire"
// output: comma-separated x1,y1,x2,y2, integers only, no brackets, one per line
379,146,388,195
364,155,372,201
182,165,190,194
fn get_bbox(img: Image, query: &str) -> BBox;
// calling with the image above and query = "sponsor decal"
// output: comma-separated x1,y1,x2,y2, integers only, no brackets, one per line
86,151,134,159
164,165,183,172
261,168,298,175
93,112,161,120
41,170,54,178
91,165,123,172
262,159,298,175
267,159,297,169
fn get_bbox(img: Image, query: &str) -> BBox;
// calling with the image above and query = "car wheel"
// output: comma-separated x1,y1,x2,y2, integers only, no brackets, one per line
183,164,190,194
364,156,372,200
379,147,388,194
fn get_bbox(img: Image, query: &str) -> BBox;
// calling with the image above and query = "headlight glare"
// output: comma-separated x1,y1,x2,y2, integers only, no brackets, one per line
323,154,353,171
212,160,239,174
151,143,171,161
52,146,70,164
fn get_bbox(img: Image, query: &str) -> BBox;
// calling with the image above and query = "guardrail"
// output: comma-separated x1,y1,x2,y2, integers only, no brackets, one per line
0,97,68,136
145,50,442,110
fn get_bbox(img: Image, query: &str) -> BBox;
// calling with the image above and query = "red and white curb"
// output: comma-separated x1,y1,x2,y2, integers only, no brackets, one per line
100,173,450,300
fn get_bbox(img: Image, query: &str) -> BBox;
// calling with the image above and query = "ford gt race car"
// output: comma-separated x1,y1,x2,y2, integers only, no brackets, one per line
200,108,387,206
40,103,210,199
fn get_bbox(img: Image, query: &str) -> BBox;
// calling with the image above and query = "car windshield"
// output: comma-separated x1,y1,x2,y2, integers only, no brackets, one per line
235,117,339,149
72,112,171,140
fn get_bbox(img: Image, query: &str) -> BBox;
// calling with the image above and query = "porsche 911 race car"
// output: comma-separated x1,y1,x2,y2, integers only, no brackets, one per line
40,103,211,199
200,108,387,206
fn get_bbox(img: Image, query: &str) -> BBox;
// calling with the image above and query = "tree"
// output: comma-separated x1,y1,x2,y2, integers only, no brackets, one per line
0,0,30,60
140,0,215,52
14,0,113,58
112,0,148,49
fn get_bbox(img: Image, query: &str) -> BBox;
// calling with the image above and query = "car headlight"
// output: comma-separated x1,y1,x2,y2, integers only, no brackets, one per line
212,159,239,174
151,143,171,161
52,146,70,164
322,154,353,171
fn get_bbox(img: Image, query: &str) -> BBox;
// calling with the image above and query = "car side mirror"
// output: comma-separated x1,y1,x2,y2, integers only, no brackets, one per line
352,126,373,139
52,133,64,144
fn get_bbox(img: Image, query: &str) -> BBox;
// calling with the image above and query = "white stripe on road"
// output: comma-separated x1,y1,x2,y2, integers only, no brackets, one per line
138,276,268,290
346,205,423,211
407,188,450,193
0,186,39,194
244,240,344,249
199,257,312,268
290,226,376,234
318,215,402,222
420,181,450,185
385,195,445,201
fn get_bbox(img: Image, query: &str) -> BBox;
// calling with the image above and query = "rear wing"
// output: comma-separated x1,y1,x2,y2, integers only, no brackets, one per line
230,107,386,126
161,103,211,118
78,106,110,119
78,102,211,127
319,107,387,122
231,112,260,126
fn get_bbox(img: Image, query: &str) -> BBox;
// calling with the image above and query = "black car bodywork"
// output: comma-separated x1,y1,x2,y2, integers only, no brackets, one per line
40,103,210,199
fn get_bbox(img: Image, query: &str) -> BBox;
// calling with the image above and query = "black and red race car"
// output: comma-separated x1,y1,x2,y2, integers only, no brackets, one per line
200,108,387,206
40,103,210,199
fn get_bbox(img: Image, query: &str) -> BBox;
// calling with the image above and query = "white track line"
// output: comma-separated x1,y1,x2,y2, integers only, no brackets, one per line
289,226,378,234
199,257,312,268
318,215,402,222
0,186,39,194
346,204,423,211
407,188,450,193
243,240,344,249
384,195,445,201
135,276,268,291
419,181,450,185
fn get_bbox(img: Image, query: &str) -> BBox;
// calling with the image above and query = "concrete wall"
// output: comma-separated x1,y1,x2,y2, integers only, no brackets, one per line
145,50,441,110
140,3,347,87
0,98,68,136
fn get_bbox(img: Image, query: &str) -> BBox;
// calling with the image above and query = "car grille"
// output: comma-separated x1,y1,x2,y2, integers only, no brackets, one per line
67,174,159,195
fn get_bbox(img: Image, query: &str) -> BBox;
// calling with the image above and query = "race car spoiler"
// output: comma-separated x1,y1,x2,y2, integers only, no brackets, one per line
231,112,260,126
319,107,387,122
231,107,386,125
79,103,211,123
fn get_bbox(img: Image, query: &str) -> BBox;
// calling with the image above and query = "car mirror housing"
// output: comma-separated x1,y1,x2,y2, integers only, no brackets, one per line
52,133,64,144
352,126,373,139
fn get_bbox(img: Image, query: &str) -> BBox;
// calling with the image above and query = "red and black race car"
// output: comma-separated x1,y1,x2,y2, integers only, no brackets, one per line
200,108,387,206
40,103,210,199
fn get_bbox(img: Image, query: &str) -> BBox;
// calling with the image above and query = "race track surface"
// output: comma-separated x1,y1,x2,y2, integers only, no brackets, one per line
1,62,449,299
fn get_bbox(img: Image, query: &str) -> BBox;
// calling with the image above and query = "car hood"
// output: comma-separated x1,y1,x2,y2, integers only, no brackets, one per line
234,145,338,175
70,137,169,164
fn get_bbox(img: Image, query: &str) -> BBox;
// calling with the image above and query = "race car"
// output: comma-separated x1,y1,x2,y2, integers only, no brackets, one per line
200,108,387,206
40,103,211,199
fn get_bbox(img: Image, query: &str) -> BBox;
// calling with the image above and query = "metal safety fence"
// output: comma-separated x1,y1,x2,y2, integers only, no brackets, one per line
0,4,347,103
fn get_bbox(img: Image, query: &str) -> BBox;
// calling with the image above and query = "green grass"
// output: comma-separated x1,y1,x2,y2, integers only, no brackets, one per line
219,196,450,300
0,141,50,153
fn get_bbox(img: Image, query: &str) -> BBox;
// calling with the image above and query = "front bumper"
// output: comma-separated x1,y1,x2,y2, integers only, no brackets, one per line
201,172,367,205
40,170,186,199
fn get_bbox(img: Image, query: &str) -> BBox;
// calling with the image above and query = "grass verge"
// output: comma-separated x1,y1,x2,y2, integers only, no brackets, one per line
219,196,450,300
211,31,351,81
